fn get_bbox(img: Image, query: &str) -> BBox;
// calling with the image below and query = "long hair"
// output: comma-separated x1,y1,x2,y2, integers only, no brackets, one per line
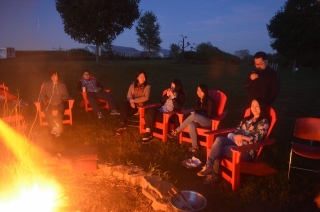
195,84,208,106
134,71,148,87
171,78,183,94
244,98,268,124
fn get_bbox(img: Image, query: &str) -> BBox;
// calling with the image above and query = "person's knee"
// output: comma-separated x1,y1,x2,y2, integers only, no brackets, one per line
188,122,197,130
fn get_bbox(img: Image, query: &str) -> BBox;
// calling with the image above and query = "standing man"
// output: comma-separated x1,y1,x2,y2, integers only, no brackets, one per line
243,51,279,107
40,71,69,137
77,70,119,119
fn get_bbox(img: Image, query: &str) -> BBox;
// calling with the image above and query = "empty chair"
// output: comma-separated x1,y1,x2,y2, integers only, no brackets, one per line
288,117,320,179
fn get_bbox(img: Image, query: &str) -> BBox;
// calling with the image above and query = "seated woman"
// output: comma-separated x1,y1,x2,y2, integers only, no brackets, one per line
168,84,216,152
197,98,269,184
116,71,151,135
142,79,185,144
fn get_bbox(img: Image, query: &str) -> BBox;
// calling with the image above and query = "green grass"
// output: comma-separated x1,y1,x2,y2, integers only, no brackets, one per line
1,52,320,211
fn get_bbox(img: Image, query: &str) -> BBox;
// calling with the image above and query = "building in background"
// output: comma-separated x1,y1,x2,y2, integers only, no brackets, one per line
0,47,15,59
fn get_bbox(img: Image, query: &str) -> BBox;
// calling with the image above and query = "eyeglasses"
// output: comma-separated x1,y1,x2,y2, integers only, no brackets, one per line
83,73,90,76
255,61,267,66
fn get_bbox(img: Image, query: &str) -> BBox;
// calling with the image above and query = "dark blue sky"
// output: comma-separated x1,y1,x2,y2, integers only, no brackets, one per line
0,0,286,54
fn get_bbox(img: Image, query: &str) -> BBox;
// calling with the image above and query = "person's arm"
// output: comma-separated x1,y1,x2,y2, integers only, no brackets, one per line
126,84,134,100
243,72,252,90
132,85,151,103
172,91,185,111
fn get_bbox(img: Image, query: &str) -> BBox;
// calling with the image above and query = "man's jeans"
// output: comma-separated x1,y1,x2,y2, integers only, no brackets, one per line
87,91,117,114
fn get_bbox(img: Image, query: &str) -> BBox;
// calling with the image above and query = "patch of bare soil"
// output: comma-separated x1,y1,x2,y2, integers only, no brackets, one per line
54,169,154,212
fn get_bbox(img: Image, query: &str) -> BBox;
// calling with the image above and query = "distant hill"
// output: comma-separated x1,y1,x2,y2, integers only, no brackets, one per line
84,45,170,58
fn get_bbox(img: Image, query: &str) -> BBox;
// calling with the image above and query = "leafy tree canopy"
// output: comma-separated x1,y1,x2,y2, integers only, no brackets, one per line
267,0,320,60
135,11,162,54
234,49,250,59
56,0,140,63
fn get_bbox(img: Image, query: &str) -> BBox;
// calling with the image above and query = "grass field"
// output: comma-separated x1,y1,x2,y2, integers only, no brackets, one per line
1,52,320,211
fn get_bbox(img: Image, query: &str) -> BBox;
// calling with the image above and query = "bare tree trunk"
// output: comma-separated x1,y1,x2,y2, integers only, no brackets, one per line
95,44,99,64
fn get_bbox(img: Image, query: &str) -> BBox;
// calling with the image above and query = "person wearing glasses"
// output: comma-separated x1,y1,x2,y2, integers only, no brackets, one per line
77,70,119,119
243,51,279,107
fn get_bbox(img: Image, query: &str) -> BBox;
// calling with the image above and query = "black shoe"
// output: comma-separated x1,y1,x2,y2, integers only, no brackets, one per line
142,132,153,144
168,129,179,139
116,123,127,132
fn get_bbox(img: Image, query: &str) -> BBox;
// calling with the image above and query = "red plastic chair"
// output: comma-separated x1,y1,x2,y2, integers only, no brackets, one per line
176,90,227,149
81,89,110,112
138,89,182,142
288,117,320,178
206,107,277,191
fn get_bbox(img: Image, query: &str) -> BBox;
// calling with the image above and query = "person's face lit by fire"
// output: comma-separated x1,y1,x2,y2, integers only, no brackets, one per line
51,73,58,84
83,71,90,80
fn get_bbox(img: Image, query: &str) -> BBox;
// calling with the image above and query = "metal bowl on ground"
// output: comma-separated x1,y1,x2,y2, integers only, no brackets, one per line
170,190,207,212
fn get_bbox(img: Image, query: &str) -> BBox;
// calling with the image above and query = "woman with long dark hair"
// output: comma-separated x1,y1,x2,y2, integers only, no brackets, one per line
142,78,185,144
197,98,269,184
169,84,216,152
116,71,150,134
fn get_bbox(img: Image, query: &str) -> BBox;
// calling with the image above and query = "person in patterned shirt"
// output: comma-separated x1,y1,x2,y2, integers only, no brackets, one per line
197,98,270,183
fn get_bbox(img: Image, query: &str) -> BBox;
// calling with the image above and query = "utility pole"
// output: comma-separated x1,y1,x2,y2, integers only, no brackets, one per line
180,35,190,60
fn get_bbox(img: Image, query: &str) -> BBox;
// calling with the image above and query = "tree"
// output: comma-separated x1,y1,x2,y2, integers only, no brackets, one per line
234,49,250,59
55,0,140,64
169,43,181,58
135,11,162,56
267,0,320,71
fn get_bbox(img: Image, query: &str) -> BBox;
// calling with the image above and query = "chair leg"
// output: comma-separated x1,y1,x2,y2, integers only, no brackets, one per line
288,148,293,179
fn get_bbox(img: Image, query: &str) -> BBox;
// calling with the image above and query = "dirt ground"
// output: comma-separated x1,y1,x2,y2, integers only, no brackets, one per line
53,169,154,212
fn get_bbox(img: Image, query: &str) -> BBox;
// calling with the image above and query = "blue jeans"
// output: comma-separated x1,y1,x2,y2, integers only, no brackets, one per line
176,113,211,147
207,136,252,173
87,91,116,114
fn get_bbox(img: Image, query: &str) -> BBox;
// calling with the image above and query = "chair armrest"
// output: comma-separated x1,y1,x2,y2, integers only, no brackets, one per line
205,127,236,135
212,111,227,122
231,138,275,153
138,103,161,109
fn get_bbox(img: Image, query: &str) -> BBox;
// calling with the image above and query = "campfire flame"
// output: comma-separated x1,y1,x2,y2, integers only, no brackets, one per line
0,120,62,212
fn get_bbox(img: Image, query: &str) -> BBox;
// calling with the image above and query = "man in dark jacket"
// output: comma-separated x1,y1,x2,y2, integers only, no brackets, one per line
40,71,69,137
243,51,279,107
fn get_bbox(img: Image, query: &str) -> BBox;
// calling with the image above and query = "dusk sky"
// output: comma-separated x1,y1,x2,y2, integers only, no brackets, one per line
0,0,287,54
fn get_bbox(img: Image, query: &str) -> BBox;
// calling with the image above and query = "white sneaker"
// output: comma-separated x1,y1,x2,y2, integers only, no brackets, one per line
51,127,58,135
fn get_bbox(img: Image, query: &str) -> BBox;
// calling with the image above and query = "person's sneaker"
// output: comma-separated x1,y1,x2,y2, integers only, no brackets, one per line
142,132,153,144
203,172,221,184
197,165,213,176
54,130,61,138
51,127,58,135
116,122,127,132
98,112,105,119
110,110,120,115
167,129,179,138
188,146,199,152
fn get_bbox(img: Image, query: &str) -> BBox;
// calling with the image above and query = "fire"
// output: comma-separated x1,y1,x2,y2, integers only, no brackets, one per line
0,183,59,212
0,120,62,212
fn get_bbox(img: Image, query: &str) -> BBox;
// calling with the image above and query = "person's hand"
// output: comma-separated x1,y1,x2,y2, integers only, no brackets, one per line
129,99,135,108
250,73,259,80
167,89,174,97
233,135,243,146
